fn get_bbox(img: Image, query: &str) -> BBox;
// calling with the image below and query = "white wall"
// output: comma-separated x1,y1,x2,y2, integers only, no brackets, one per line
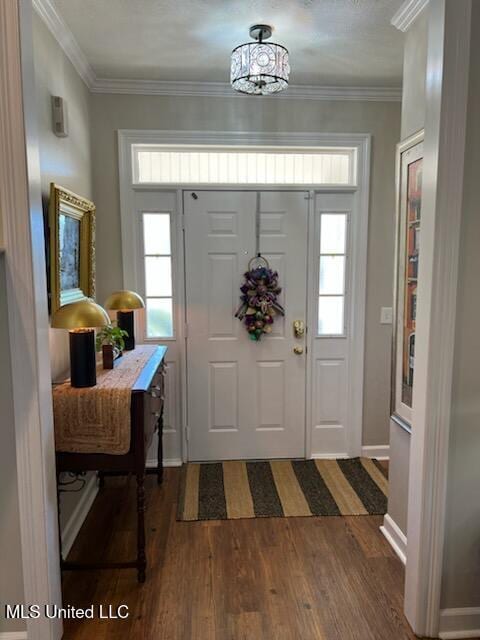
32,11,96,537
440,1,480,609
387,9,428,536
0,255,26,634
32,11,92,381
91,93,401,449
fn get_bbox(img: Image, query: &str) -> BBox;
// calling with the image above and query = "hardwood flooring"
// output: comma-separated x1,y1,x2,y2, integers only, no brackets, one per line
62,467,418,640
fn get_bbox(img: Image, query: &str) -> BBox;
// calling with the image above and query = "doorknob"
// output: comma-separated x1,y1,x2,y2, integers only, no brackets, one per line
293,320,305,338
293,346,304,355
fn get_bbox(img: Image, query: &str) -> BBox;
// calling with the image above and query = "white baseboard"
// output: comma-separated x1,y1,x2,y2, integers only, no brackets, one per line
61,473,98,560
380,513,407,565
146,458,183,468
0,631,28,639
439,608,480,639
310,453,349,459
361,445,390,460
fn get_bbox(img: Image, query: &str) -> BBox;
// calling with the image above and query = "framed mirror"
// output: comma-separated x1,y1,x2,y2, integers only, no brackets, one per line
49,183,96,314
391,130,424,432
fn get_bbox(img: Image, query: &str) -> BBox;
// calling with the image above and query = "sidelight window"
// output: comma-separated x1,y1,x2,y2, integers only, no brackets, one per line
318,213,348,336
142,212,174,338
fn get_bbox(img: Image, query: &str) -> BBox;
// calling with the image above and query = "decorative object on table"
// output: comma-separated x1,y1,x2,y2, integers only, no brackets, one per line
104,290,145,351
231,24,290,95
48,183,95,315
391,130,424,432
235,254,284,341
51,299,110,388
95,324,128,368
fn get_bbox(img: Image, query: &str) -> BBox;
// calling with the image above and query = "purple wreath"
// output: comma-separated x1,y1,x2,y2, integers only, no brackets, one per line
235,263,285,341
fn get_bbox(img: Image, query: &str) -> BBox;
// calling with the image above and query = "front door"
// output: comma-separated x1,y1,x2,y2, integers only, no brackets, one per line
184,190,309,461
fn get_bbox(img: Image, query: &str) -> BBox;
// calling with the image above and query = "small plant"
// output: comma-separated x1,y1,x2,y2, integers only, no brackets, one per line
96,324,128,355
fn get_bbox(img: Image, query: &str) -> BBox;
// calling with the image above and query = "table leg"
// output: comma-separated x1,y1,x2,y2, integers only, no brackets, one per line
136,470,146,583
157,407,164,485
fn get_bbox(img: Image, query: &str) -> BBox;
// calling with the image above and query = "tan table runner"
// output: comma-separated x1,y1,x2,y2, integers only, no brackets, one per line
53,345,157,455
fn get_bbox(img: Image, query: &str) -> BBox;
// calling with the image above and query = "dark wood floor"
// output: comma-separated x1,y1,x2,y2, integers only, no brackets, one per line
62,467,418,640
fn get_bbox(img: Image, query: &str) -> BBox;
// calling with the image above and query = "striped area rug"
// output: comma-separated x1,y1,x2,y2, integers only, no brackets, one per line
177,458,388,521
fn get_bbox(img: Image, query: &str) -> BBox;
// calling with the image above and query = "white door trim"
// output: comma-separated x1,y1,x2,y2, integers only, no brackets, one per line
404,1,472,637
0,2,62,639
118,130,370,460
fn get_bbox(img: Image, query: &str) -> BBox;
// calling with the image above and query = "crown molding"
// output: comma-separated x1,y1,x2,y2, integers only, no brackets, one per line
391,0,429,32
32,0,96,87
33,0,402,102
91,78,402,101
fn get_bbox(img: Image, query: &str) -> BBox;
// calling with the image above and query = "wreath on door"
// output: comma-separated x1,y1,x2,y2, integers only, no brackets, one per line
235,255,285,341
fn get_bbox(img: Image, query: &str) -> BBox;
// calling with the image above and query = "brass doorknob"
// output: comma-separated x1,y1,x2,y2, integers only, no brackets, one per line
293,320,305,338
293,346,304,355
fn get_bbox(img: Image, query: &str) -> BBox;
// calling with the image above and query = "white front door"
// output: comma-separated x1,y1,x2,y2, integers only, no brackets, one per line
184,190,309,461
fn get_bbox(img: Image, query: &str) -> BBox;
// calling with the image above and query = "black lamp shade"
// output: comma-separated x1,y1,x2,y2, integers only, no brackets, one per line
117,310,135,350
69,330,96,388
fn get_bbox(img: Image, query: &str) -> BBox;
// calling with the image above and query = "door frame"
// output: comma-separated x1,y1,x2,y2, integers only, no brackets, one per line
1,2,63,639
118,130,371,462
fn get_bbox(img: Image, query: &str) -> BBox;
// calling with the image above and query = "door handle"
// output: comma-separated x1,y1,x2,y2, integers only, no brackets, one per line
293,346,304,355
293,320,305,338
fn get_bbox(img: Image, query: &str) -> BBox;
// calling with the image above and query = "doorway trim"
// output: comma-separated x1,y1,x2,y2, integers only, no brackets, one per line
118,130,370,461
1,2,62,639
403,1,473,637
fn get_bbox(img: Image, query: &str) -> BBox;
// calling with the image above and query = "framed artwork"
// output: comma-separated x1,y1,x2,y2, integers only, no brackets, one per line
49,183,96,314
391,130,424,432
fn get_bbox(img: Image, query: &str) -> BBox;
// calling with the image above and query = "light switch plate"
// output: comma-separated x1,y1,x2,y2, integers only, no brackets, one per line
380,307,393,324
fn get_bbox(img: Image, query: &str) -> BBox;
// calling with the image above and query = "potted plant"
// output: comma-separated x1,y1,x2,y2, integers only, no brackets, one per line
96,324,128,369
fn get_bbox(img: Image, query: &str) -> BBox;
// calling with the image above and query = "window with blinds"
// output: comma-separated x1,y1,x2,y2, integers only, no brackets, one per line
132,145,356,186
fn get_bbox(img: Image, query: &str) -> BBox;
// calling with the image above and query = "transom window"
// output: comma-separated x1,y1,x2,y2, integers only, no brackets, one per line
132,145,356,186
142,213,173,338
318,213,348,336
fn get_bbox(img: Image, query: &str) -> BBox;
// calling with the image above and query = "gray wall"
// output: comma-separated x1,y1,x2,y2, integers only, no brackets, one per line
401,11,428,140
90,94,401,447
440,2,480,608
0,256,26,632
32,11,92,381
32,12,96,532
387,9,428,535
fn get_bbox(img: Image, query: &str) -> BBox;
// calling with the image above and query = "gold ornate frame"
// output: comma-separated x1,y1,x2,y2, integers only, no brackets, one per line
49,183,96,314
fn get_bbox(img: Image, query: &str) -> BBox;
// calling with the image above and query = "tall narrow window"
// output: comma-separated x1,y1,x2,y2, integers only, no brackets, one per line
142,213,173,338
318,213,347,336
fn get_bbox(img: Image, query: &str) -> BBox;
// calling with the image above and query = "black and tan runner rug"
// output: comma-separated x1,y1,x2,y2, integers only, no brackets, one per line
177,458,387,521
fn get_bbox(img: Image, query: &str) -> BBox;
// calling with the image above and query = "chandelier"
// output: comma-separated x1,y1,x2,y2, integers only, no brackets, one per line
231,25,290,95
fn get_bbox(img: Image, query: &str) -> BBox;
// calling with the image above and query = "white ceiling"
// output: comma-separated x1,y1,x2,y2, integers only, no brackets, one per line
53,0,405,87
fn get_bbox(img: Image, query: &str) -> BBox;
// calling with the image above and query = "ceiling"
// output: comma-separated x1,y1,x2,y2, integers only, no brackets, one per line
53,0,405,88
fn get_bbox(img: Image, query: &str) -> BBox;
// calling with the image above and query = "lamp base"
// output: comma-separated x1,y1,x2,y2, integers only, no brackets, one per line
117,310,135,350
69,330,96,388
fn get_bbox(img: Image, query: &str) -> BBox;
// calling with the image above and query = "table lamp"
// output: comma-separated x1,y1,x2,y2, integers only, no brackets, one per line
51,299,111,388
104,290,145,351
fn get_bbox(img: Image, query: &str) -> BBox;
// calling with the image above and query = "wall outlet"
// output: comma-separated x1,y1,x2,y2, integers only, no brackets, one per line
380,306,393,324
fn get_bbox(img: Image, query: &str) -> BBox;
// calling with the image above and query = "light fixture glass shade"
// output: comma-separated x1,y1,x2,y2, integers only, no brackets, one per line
51,299,111,330
104,289,145,311
231,41,290,95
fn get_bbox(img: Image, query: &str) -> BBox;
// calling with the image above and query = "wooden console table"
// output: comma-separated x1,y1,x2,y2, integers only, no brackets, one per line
54,345,167,583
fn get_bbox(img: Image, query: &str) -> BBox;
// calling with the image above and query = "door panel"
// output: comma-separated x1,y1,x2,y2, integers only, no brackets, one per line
184,190,308,461
310,193,354,456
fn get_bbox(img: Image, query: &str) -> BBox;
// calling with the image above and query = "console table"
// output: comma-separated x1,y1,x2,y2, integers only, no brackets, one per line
54,345,167,583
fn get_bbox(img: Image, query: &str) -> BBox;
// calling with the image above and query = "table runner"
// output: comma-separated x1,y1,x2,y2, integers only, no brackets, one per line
53,345,157,455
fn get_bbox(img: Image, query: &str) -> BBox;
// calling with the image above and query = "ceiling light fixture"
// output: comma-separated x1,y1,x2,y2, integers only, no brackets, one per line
231,24,290,96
